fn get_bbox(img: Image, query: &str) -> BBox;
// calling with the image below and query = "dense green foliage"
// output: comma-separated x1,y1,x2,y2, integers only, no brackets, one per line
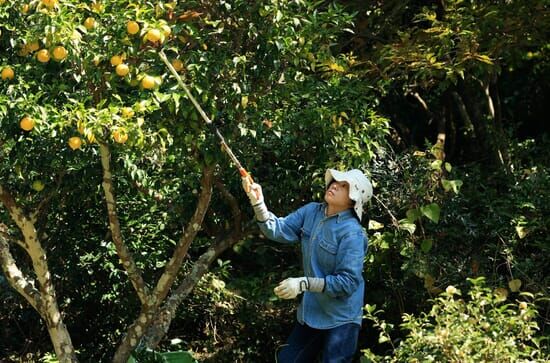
363,277,547,362
1,0,549,362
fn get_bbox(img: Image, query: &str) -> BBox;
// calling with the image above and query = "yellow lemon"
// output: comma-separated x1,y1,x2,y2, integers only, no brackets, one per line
141,75,156,89
112,129,128,144
84,17,96,30
28,41,40,52
121,107,134,118
52,46,68,61
36,49,50,63
110,55,123,66
20,116,35,131
41,0,57,8
32,180,45,192
127,21,140,35
68,136,82,150
146,29,161,43
115,63,130,77
1,66,14,80
171,59,184,72
18,45,31,57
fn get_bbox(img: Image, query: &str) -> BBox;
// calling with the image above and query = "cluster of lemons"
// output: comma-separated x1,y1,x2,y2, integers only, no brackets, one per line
2,0,187,151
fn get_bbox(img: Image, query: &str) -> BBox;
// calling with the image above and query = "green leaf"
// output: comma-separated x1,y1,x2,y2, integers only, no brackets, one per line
515,226,528,239
398,219,416,235
406,208,422,222
420,203,440,223
275,10,283,22
475,54,494,64
365,304,376,314
441,179,463,194
420,239,433,253
430,160,443,170
368,220,384,230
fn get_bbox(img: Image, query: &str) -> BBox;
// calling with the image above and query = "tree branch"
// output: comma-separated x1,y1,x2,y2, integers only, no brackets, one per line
0,225,41,313
99,143,150,304
451,91,476,138
152,164,214,304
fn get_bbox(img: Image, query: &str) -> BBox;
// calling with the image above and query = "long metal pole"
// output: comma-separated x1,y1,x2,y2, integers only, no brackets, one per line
159,50,253,185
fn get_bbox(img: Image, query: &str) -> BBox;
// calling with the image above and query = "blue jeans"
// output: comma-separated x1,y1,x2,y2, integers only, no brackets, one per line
276,322,360,363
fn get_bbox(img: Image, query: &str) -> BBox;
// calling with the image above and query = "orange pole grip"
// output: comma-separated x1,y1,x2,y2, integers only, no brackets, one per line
239,168,254,193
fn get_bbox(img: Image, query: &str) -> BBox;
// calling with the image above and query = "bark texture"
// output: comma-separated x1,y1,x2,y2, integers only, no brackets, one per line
0,186,77,362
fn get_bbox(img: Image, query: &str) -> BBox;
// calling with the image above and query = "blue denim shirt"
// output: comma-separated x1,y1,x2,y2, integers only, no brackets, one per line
258,202,368,328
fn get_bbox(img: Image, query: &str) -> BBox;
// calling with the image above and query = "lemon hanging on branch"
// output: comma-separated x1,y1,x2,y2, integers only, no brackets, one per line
112,129,128,144
127,20,140,35
41,0,57,9
84,17,96,30
110,54,123,66
145,29,162,43
68,136,82,150
36,49,50,63
32,180,45,192
141,74,160,90
52,46,68,61
116,63,129,77
1,66,14,80
20,116,35,131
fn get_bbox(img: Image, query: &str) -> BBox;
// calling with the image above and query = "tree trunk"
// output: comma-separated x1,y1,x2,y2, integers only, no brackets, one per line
111,165,214,363
433,104,447,161
99,143,150,304
451,90,476,139
486,75,511,173
0,187,77,362
446,96,457,160
45,319,78,363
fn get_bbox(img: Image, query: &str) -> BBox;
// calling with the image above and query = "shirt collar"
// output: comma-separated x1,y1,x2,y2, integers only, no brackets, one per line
321,203,353,223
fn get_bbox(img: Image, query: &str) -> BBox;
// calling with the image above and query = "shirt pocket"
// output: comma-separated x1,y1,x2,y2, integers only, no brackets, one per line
317,238,338,272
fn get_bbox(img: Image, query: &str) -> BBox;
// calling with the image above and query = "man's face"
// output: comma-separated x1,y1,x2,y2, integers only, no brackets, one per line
324,180,353,209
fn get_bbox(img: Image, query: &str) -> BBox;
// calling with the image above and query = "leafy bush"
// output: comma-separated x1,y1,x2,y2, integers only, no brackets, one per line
363,277,549,363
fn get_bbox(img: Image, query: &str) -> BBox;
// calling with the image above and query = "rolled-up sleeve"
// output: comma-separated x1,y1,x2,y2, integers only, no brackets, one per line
258,203,312,244
324,231,367,298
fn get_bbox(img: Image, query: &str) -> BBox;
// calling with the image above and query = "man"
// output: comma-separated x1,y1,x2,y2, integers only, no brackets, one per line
242,169,372,363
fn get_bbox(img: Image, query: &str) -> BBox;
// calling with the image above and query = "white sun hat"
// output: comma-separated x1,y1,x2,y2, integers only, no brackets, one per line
324,169,373,221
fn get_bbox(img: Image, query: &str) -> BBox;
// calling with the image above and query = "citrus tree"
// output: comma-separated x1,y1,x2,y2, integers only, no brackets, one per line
1,0,389,361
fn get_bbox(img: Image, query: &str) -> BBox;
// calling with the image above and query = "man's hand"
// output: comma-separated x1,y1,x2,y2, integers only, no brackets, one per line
242,177,264,205
274,277,309,299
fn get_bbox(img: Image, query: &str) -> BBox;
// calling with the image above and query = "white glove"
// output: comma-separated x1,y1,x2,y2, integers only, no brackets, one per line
274,277,309,299
242,177,264,205
242,177,269,222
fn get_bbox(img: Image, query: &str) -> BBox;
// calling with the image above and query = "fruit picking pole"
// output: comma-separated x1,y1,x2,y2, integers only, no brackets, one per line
159,50,254,186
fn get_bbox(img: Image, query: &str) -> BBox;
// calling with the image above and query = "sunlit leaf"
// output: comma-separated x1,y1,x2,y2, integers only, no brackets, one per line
420,203,440,223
